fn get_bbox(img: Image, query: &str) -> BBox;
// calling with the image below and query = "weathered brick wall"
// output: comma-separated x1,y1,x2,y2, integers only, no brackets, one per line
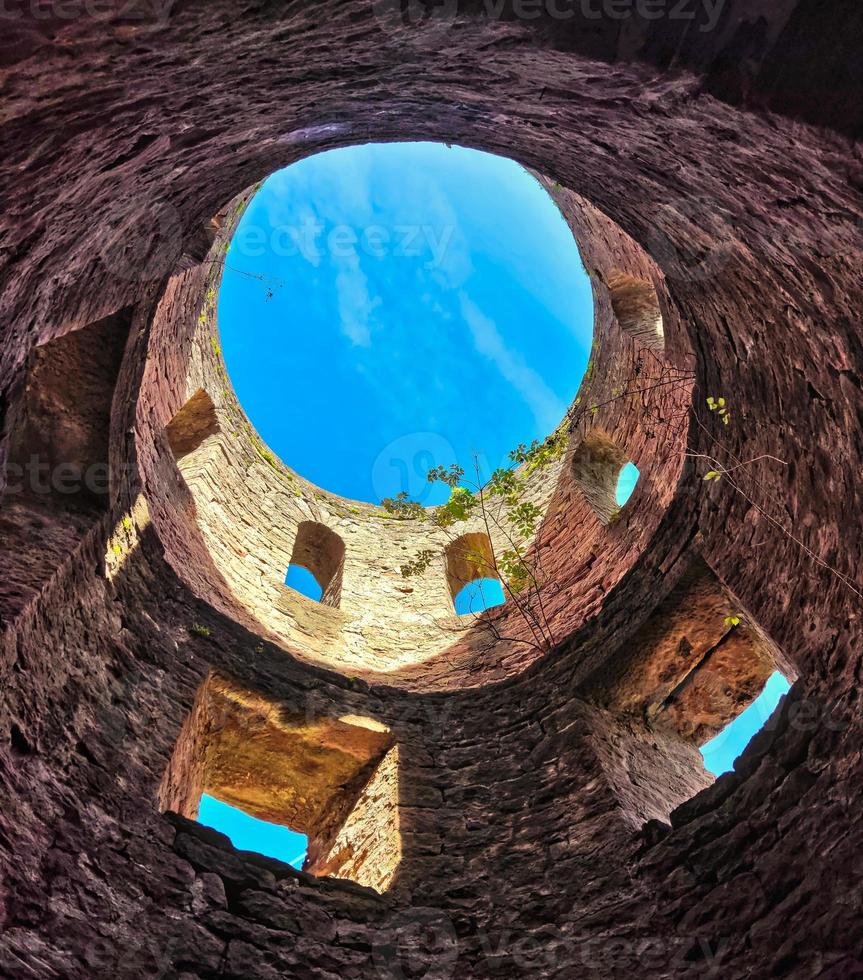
136,183,690,690
1,3,862,978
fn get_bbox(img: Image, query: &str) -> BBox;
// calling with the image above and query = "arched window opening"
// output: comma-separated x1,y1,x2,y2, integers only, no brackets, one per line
453,577,506,616
606,271,664,351
286,521,345,608
700,671,791,775
284,563,323,602
444,532,504,615
165,388,220,460
159,674,401,893
571,433,637,524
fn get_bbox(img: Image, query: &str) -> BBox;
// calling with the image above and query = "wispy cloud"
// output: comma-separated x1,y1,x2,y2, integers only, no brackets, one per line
335,253,381,347
459,293,565,431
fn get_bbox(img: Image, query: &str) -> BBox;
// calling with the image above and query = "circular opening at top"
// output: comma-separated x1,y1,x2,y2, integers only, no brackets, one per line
218,142,594,504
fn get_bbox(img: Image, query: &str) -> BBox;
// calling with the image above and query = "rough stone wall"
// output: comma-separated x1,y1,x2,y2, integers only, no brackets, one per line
309,746,401,894
139,181,691,690
0,310,131,625
1,3,862,979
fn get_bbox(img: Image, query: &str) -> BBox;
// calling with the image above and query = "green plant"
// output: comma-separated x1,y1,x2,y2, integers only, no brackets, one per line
380,491,427,520
707,395,730,425
189,623,211,638
400,549,437,578
256,445,278,469
382,428,571,653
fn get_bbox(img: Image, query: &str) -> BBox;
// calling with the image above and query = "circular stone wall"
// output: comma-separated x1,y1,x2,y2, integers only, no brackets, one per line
140,171,691,689
1,5,862,978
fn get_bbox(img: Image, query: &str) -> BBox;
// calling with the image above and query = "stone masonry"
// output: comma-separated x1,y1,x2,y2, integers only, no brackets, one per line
1,3,862,978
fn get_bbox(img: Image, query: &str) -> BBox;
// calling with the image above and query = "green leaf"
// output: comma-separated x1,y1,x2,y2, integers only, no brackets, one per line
508,501,543,538
381,491,427,521
401,549,437,577
427,463,464,488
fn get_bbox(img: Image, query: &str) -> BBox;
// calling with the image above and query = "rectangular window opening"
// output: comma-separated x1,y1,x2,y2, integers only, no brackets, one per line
197,793,309,868
700,670,791,775
585,557,797,825
159,674,401,892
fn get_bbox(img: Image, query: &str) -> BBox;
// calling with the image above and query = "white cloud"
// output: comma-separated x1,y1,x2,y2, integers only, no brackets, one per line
335,253,381,347
459,293,565,431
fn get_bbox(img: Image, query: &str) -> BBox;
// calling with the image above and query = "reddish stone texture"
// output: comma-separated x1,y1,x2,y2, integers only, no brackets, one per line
134,183,693,690
1,4,863,979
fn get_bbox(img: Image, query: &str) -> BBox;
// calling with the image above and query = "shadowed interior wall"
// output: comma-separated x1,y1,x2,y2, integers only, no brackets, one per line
0,310,131,627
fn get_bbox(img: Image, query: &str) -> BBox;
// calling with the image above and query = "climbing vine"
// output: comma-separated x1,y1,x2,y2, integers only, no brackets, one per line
382,429,569,653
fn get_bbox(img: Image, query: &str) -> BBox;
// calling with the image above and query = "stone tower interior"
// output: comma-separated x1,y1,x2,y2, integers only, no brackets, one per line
1,2,862,977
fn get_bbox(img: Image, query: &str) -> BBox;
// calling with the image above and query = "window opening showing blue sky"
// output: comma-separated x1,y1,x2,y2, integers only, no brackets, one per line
453,577,506,615
219,142,594,504
700,672,791,776
615,461,640,507
197,794,308,869
285,564,323,601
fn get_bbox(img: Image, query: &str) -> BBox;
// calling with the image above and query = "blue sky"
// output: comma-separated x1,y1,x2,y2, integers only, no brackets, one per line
219,142,594,504
198,794,308,868
700,671,790,775
616,462,640,507
285,564,322,601
453,578,506,615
